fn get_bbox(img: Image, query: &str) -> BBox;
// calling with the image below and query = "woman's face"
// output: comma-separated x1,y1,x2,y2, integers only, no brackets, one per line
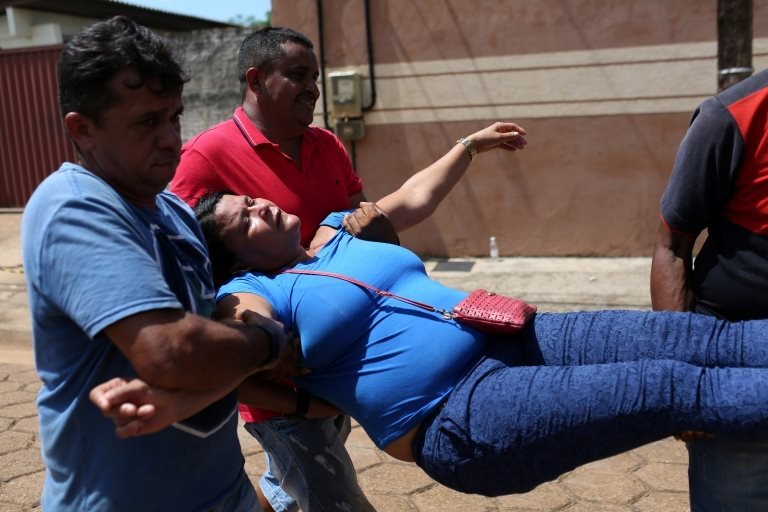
215,194,302,271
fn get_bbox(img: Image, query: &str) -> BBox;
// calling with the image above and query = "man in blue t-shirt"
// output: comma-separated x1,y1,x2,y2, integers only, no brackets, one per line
651,69,768,511
22,16,292,512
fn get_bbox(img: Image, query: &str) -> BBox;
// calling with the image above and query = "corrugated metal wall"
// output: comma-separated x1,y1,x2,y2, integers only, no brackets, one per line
0,45,76,208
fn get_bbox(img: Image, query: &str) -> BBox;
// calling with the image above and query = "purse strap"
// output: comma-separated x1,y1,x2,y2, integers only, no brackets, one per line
280,268,454,319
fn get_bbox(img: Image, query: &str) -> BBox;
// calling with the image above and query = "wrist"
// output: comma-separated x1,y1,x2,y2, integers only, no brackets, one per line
456,136,477,161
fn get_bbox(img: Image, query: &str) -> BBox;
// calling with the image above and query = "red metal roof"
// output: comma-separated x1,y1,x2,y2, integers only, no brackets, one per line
0,45,76,208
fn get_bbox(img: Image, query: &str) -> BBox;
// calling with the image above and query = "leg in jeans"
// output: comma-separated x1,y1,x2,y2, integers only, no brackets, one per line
534,309,768,511
257,448,297,512
415,310,768,495
688,439,768,512
245,415,376,512
521,310,768,369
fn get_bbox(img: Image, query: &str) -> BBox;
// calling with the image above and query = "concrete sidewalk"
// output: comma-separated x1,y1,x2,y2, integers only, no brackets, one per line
0,212,690,512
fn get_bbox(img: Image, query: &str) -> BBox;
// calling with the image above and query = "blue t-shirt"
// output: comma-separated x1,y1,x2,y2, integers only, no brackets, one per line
22,163,243,511
218,212,487,448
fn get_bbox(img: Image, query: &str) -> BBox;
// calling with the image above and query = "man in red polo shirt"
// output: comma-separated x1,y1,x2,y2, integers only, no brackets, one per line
171,27,370,512
171,30,364,249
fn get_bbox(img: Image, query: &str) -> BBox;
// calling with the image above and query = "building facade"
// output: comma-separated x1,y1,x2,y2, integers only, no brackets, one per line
271,0,768,257
3,0,766,257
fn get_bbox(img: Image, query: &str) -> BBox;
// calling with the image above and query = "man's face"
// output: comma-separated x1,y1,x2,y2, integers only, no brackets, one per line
75,69,183,206
256,41,320,133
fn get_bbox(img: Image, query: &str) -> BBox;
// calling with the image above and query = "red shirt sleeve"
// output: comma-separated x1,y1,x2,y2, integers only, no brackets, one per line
170,148,224,207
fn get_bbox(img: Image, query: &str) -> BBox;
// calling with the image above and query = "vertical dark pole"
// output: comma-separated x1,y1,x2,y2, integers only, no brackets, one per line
317,0,331,129
718,0,753,91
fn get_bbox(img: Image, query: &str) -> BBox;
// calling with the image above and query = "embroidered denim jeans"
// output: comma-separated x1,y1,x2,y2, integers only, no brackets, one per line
414,310,768,496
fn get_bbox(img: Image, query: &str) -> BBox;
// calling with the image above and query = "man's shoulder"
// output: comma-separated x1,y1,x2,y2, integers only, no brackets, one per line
26,163,116,214
33,162,96,187
183,118,238,152
715,68,768,109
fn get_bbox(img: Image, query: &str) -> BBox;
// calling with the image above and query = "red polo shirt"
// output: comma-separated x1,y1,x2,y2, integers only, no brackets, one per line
171,107,363,247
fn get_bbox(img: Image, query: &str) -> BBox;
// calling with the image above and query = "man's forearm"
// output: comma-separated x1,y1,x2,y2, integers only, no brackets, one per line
90,375,245,438
108,310,276,392
650,250,695,311
650,221,699,312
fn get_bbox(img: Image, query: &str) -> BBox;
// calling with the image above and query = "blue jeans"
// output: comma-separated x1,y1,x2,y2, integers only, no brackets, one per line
688,439,768,512
244,415,375,512
687,302,768,512
413,310,768,496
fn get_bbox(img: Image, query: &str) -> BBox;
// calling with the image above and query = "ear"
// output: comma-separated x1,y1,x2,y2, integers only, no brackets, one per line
245,67,261,94
64,112,97,152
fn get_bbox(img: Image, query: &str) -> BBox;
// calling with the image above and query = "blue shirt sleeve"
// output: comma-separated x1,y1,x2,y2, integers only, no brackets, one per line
26,171,182,338
217,273,295,332
319,210,352,229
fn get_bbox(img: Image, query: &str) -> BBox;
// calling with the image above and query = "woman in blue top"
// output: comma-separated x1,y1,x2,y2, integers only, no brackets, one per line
199,193,768,496
97,184,768,497
91,115,768,494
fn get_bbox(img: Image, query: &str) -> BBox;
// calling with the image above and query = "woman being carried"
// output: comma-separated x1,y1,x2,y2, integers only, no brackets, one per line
93,151,768,498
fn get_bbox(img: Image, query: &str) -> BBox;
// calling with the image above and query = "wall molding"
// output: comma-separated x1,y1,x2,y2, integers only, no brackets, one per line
317,38,768,125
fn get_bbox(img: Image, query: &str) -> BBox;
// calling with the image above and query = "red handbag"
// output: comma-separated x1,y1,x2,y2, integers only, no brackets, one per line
281,270,537,335
452,289,537,334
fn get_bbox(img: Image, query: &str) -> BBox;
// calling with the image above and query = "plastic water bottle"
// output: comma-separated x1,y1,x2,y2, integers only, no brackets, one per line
489,236,499,259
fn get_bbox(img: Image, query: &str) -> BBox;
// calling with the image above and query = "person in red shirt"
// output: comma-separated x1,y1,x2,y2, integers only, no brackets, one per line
170,26,526,512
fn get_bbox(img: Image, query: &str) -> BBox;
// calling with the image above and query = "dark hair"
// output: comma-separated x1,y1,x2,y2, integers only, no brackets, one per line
58,16,188,123
194,190,240,287
236,26,313,99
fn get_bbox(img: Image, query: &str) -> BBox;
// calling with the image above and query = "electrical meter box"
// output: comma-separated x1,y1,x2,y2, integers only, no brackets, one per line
328,71,362,119
335,119,365,141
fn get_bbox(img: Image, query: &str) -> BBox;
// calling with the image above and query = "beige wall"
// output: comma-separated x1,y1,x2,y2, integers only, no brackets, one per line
273,0,768,257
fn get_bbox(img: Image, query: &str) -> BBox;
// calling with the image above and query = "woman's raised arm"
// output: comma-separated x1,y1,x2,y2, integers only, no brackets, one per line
376,122,527,232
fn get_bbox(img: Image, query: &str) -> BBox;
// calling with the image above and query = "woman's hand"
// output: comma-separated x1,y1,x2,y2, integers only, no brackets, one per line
468,121,528,154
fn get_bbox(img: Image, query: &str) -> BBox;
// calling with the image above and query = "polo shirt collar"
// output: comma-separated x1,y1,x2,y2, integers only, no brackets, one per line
232,107,318,149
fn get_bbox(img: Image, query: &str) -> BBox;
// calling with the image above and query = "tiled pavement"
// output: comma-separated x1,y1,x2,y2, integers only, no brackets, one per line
0,359,690,512
0,211,692,511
